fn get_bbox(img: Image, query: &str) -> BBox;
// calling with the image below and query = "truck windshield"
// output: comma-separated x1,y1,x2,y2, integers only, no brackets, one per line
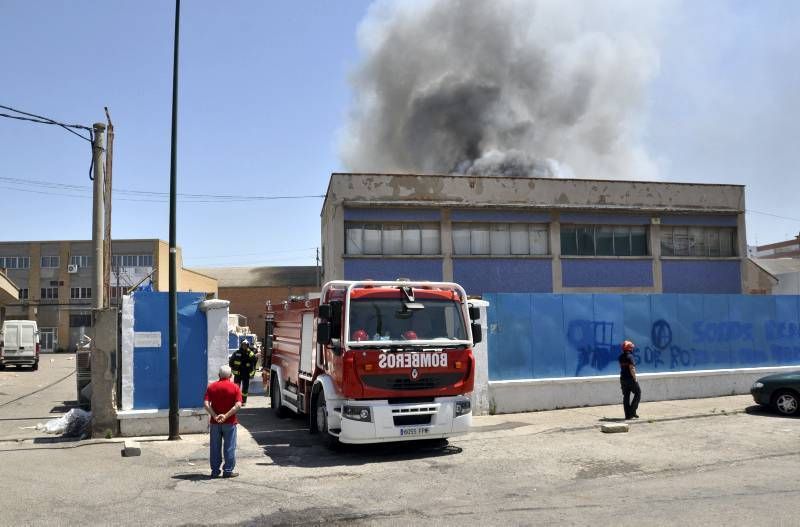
348,298,467,343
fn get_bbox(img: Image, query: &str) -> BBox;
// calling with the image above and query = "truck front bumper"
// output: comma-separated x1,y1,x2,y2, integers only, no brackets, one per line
336,395,472,444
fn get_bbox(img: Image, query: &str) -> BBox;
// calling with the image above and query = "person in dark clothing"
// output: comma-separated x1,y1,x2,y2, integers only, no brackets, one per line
229,340,258,405
619,340,641,420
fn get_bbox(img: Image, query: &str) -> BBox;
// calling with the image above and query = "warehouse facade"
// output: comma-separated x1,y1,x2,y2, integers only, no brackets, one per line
321,173,750,295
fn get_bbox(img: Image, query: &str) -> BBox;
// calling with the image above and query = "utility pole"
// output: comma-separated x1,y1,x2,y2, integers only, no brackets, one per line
168,0,181,441
102,108,114,308
91,122,106,310
316,247,321,287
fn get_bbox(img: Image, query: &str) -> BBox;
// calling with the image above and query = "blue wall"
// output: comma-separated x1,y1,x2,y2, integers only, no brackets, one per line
662,260,741,293
454,258,552,295
562,259,653,288
344,258,443,281
132,292,208,409
485,293,800,381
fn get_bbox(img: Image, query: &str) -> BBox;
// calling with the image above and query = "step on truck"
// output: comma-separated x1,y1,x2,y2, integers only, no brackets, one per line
264,280,482,446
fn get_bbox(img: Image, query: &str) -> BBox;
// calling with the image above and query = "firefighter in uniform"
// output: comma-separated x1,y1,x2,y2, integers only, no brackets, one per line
229,340,258,406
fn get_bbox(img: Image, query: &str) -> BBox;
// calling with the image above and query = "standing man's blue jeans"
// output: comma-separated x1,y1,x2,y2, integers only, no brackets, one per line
209,423,237,476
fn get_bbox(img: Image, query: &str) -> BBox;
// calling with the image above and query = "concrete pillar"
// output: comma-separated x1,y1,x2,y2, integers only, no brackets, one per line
737,211,747,294
91,308,119,438
469,300,491,415
441,208,453,282
650,219,663,292
550,211,562,292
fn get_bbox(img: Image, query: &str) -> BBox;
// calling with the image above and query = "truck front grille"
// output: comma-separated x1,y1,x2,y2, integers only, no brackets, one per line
362,373,463,391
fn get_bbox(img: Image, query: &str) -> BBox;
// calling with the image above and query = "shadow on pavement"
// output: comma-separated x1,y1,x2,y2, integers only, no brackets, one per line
49,400,80,414
598,417,627,423
172,473,215,482
744,405,798,419
238,405,462,468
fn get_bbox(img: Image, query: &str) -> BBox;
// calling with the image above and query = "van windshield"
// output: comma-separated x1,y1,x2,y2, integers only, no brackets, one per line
348,298,467,343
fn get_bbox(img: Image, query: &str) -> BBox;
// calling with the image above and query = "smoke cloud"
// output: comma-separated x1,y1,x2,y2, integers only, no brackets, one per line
341,0,663,179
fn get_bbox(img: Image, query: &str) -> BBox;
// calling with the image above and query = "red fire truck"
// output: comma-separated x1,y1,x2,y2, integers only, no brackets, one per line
264,280,481,446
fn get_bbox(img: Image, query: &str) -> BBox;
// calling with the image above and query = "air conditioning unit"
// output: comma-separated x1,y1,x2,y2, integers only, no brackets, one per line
67,264,79,273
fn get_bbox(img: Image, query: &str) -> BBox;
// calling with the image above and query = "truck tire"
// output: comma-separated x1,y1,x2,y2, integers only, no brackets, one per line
314,390,340,449
270,376,288,418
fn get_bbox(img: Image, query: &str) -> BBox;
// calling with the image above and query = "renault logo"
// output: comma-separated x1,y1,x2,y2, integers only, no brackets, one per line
410,368,419,380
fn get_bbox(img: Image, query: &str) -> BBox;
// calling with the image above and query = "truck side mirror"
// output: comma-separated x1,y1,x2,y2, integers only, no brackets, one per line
468,306,480,321
317,321,332,345
471,322,482,344
318,304,332,321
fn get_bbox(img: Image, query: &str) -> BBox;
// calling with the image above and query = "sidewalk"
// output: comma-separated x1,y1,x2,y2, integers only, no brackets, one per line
465,394,756,441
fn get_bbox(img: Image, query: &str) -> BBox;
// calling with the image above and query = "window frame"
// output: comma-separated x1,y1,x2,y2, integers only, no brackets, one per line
40,256,60,268
560,224,650,257
345,222,441,256
452,222,549,256
660,226,737,258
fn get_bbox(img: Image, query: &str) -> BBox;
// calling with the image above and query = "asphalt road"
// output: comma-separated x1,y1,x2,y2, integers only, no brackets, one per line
0,352,78,439
0,359,798,526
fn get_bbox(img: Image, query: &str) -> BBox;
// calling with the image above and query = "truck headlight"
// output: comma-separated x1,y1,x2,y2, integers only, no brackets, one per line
752,381,764,390
455,399,471,417
342,405,372,422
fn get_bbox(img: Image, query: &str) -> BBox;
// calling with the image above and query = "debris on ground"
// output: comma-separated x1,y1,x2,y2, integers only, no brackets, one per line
37,408,92,438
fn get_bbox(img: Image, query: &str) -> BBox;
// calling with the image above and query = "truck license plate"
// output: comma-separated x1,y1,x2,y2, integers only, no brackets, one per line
400,427,430,437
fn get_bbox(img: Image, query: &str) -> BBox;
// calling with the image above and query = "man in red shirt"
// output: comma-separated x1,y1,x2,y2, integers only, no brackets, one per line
204,365,242,478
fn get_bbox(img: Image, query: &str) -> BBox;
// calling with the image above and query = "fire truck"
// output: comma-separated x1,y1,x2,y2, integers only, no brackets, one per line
264,280,482,446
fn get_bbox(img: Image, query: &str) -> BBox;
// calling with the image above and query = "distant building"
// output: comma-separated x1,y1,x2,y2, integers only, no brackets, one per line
751,234,800,259
752,258,800,295
321,173,768,295
0,239,217,352
191,266,319,340
0,269,19,325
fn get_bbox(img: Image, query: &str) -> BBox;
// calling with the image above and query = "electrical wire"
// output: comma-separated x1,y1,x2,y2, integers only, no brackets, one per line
0,104,92,142
746,209,800,223
0,176,325,203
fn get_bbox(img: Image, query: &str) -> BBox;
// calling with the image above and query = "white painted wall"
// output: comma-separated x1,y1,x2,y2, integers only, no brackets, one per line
487,366,800,414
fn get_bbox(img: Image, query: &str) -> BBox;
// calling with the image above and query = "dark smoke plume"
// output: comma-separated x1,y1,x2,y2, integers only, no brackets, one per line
341,0,662,179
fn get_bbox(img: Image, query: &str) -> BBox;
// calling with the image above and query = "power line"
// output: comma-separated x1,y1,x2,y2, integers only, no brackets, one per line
0,104,92,142
0,176,324,202
746,209,800,223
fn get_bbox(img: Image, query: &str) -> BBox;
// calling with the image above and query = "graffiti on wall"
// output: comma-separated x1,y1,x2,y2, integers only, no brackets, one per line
567,318,800,375
486,293,800,381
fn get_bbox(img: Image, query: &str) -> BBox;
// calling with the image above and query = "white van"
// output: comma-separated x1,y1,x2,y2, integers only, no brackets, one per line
0,320,40,370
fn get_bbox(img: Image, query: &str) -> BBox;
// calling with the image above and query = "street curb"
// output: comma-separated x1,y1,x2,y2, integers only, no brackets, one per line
544,408,746,435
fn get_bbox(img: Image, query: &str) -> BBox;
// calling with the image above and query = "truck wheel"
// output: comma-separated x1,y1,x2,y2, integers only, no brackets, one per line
270,376,288,418
315,391,339,449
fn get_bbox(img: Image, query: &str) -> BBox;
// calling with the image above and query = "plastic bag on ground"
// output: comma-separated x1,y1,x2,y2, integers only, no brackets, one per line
38,408,92,437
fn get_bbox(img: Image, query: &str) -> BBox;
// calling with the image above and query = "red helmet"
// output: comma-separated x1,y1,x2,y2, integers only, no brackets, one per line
622,340,635,352
402,330,418,340
352,329,369,342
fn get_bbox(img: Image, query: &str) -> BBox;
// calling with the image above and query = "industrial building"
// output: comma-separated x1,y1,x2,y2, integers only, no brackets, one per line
0,239,217,352
191,265,319,340
321,173,768,295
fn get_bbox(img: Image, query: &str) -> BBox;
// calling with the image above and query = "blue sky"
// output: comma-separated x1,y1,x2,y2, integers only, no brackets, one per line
1,1,798,268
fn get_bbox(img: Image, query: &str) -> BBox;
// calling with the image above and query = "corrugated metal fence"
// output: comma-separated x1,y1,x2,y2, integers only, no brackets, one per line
485,293,800,381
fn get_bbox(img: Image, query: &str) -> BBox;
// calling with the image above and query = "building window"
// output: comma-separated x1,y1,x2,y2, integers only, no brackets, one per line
41,256,60,268
346,223,440,256
661,226,737,257
69,314,92,328
110,286,126,298
40,287,59,299
69,255,92,268
0,256,30,269
40,328,57,351
561,225,648,256
112,254,153,268
19,288,28,300
453,223,548,256
70,287,92,299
